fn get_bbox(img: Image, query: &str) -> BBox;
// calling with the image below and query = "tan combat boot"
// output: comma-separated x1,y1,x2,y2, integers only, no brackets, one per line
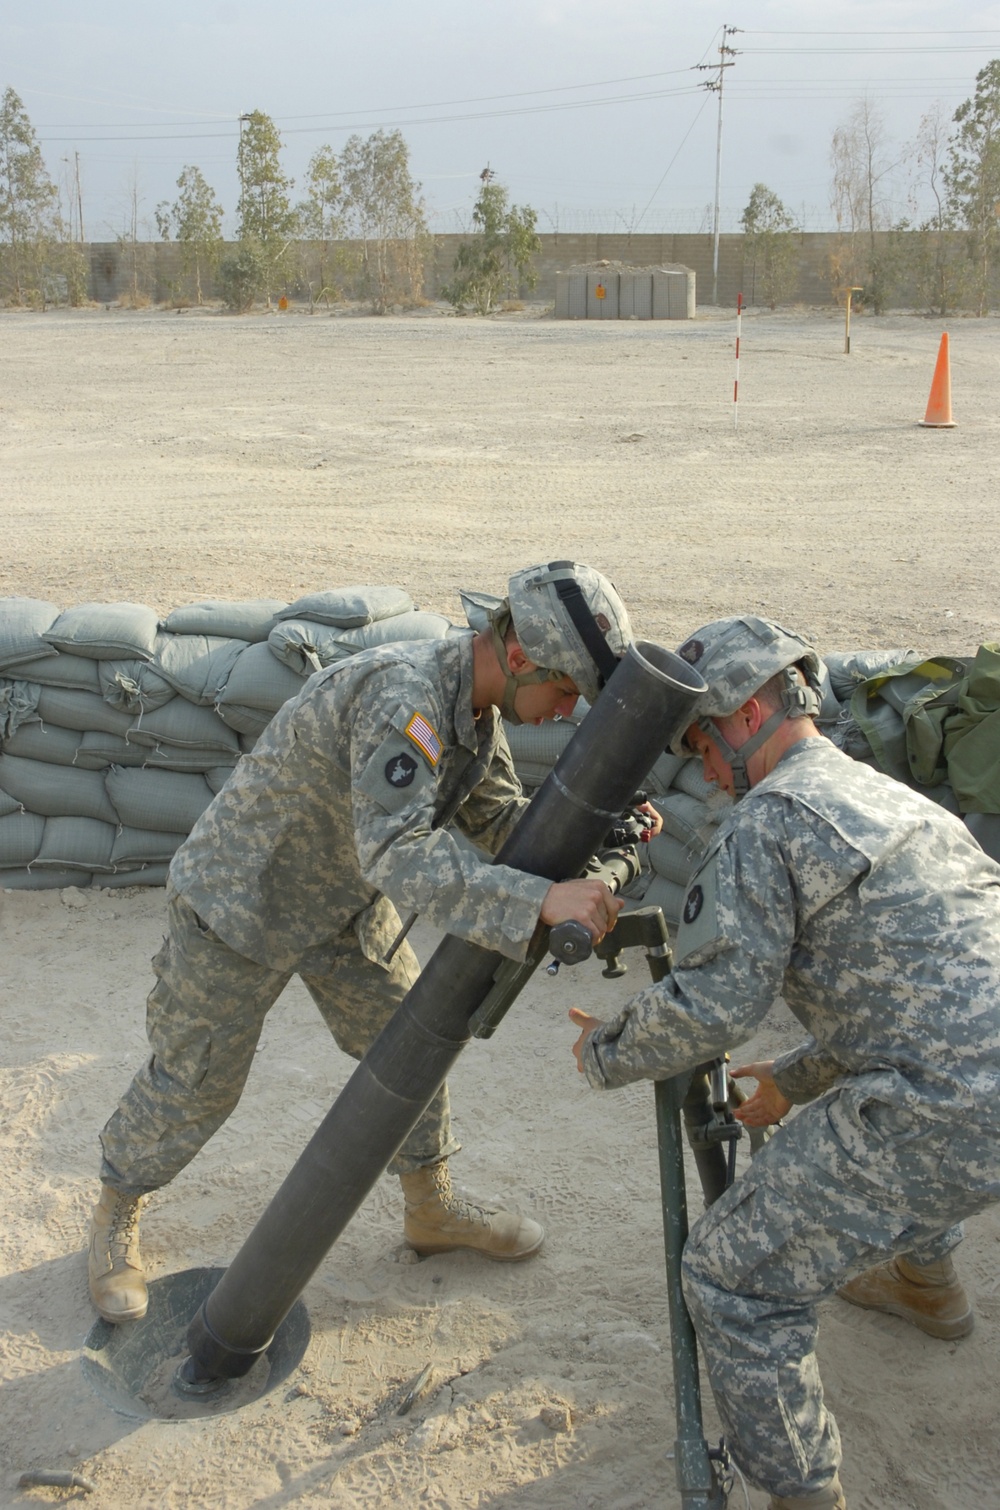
768,1473,847,1509
837,1253,973,1340
87,1184,148,1323
400,1160,544,1262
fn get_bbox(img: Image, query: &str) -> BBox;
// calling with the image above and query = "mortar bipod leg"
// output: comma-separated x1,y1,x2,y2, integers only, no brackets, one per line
654,1073,729,1509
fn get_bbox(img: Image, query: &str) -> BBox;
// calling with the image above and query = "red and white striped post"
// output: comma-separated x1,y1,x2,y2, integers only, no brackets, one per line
733,292,743,432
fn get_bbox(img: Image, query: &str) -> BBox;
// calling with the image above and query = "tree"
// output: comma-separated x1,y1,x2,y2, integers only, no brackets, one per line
739,183,798,308
441,169,541,314
235,110,297,304
340,129,428,313
0,87,61,305
295,145,354,308
156,165,224,305
944,60,1000,315
903,104,970,316
829,96,903,313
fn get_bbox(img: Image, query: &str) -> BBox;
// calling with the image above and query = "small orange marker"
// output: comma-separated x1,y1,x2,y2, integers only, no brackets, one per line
920,332,957,428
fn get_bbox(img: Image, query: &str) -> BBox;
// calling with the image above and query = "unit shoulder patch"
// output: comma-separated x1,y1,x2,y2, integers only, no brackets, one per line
674,852,724,966
357,731,435,814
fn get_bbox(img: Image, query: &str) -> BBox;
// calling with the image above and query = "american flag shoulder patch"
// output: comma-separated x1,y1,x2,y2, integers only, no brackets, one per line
404,711,442,767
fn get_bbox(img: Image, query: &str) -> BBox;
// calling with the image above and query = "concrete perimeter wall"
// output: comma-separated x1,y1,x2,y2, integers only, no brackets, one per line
84,232,896,311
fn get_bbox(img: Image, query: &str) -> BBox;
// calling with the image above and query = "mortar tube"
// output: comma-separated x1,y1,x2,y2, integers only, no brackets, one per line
184,641,705,1381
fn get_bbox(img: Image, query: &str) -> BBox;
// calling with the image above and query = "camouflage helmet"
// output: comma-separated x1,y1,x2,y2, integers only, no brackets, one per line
461,560,632,721
670,615,822,792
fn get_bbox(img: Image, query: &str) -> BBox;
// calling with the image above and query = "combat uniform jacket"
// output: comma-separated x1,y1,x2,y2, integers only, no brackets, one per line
171,633,551,975
583,737,1000,1147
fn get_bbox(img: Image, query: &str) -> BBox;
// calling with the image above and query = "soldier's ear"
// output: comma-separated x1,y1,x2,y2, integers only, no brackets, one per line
506,640,533,676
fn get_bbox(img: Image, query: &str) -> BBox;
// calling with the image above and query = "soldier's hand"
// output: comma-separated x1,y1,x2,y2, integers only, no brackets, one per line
569,1006,604,1073
731,1060,792,1127
541,879,624,941
636,800,663,838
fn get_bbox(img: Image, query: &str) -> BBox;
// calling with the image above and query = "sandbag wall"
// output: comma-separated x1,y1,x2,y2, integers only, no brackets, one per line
3,593,998,931
0,591,456,891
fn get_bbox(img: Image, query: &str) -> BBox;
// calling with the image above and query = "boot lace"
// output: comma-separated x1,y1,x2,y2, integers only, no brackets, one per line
108,1196,142,1263
433,1165,494,1227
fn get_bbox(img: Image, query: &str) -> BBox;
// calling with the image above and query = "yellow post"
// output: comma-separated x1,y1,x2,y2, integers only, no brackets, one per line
845,287,863,354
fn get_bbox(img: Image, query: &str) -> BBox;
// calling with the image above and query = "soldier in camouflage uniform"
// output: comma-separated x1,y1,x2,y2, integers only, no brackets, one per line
570,615,1000,1510
89,562,640,1324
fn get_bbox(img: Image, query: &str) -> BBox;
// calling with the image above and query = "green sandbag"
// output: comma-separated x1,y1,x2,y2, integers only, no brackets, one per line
21,651,101,692
274,585,413,628
0,868,92,890
0,598,60,673
0,754,119,824
34,816,116,872
162,599,288,642
3,723,82,767
111,827,186,867
0,810,45,866
105,767,214,834
153,633,249,706
36,686,137,738
127,699,241,755
42,602,160,661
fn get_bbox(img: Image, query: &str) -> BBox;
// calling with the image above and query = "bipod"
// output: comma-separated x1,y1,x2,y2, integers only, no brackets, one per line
552,907,731,1508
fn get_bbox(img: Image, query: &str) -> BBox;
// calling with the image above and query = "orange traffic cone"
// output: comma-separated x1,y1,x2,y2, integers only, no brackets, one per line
920,333,957,428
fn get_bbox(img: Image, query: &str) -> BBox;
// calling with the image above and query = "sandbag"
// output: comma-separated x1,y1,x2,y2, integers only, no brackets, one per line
34,816,116,872
824,649,920,704
127,699,241,755
648,831,703,888
0,811,45,866
0,867,92,890
162,599,288,643
205,766,237,794
111,827,186,867
269,611,452,674
99,656,175,714
0,788,22,818
275,585,413,628
153,633,248,706
215,642,307,724
0,755,119,824
105,767,214,834
21,650,102,692
138,745,238,774
0,679,42,741
657,789,721,851
638,873,687,928
74,732,149,770
42,602,160,661
98,863,170,888
0,598,60,673
3,722,82,767
36,687,137,739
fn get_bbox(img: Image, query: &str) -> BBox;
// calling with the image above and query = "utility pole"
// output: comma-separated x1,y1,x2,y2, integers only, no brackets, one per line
697,25,739,306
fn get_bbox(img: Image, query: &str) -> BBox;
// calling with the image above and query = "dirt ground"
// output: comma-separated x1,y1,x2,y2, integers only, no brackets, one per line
1,305,999,1510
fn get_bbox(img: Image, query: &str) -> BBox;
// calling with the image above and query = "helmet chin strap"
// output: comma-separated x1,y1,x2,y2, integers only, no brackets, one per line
489,607,557,726
703,668,821,798
699,707,787,798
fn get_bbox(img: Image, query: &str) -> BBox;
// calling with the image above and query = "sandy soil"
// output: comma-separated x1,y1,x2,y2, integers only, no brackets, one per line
1,305,999,1510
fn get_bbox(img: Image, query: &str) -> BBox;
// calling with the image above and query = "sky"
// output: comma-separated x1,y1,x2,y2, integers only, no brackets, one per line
7,1,1000,243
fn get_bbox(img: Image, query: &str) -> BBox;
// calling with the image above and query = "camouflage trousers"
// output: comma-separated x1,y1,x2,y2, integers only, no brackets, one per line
99,891,459,1195
681,1071,1000,1499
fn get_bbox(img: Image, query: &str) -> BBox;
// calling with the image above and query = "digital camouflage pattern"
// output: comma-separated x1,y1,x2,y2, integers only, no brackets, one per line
670,614,821,755
102,634,549,1194
505,562,632,705
581,736,1000,1495
172,634,550,973
99,890,457,1190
